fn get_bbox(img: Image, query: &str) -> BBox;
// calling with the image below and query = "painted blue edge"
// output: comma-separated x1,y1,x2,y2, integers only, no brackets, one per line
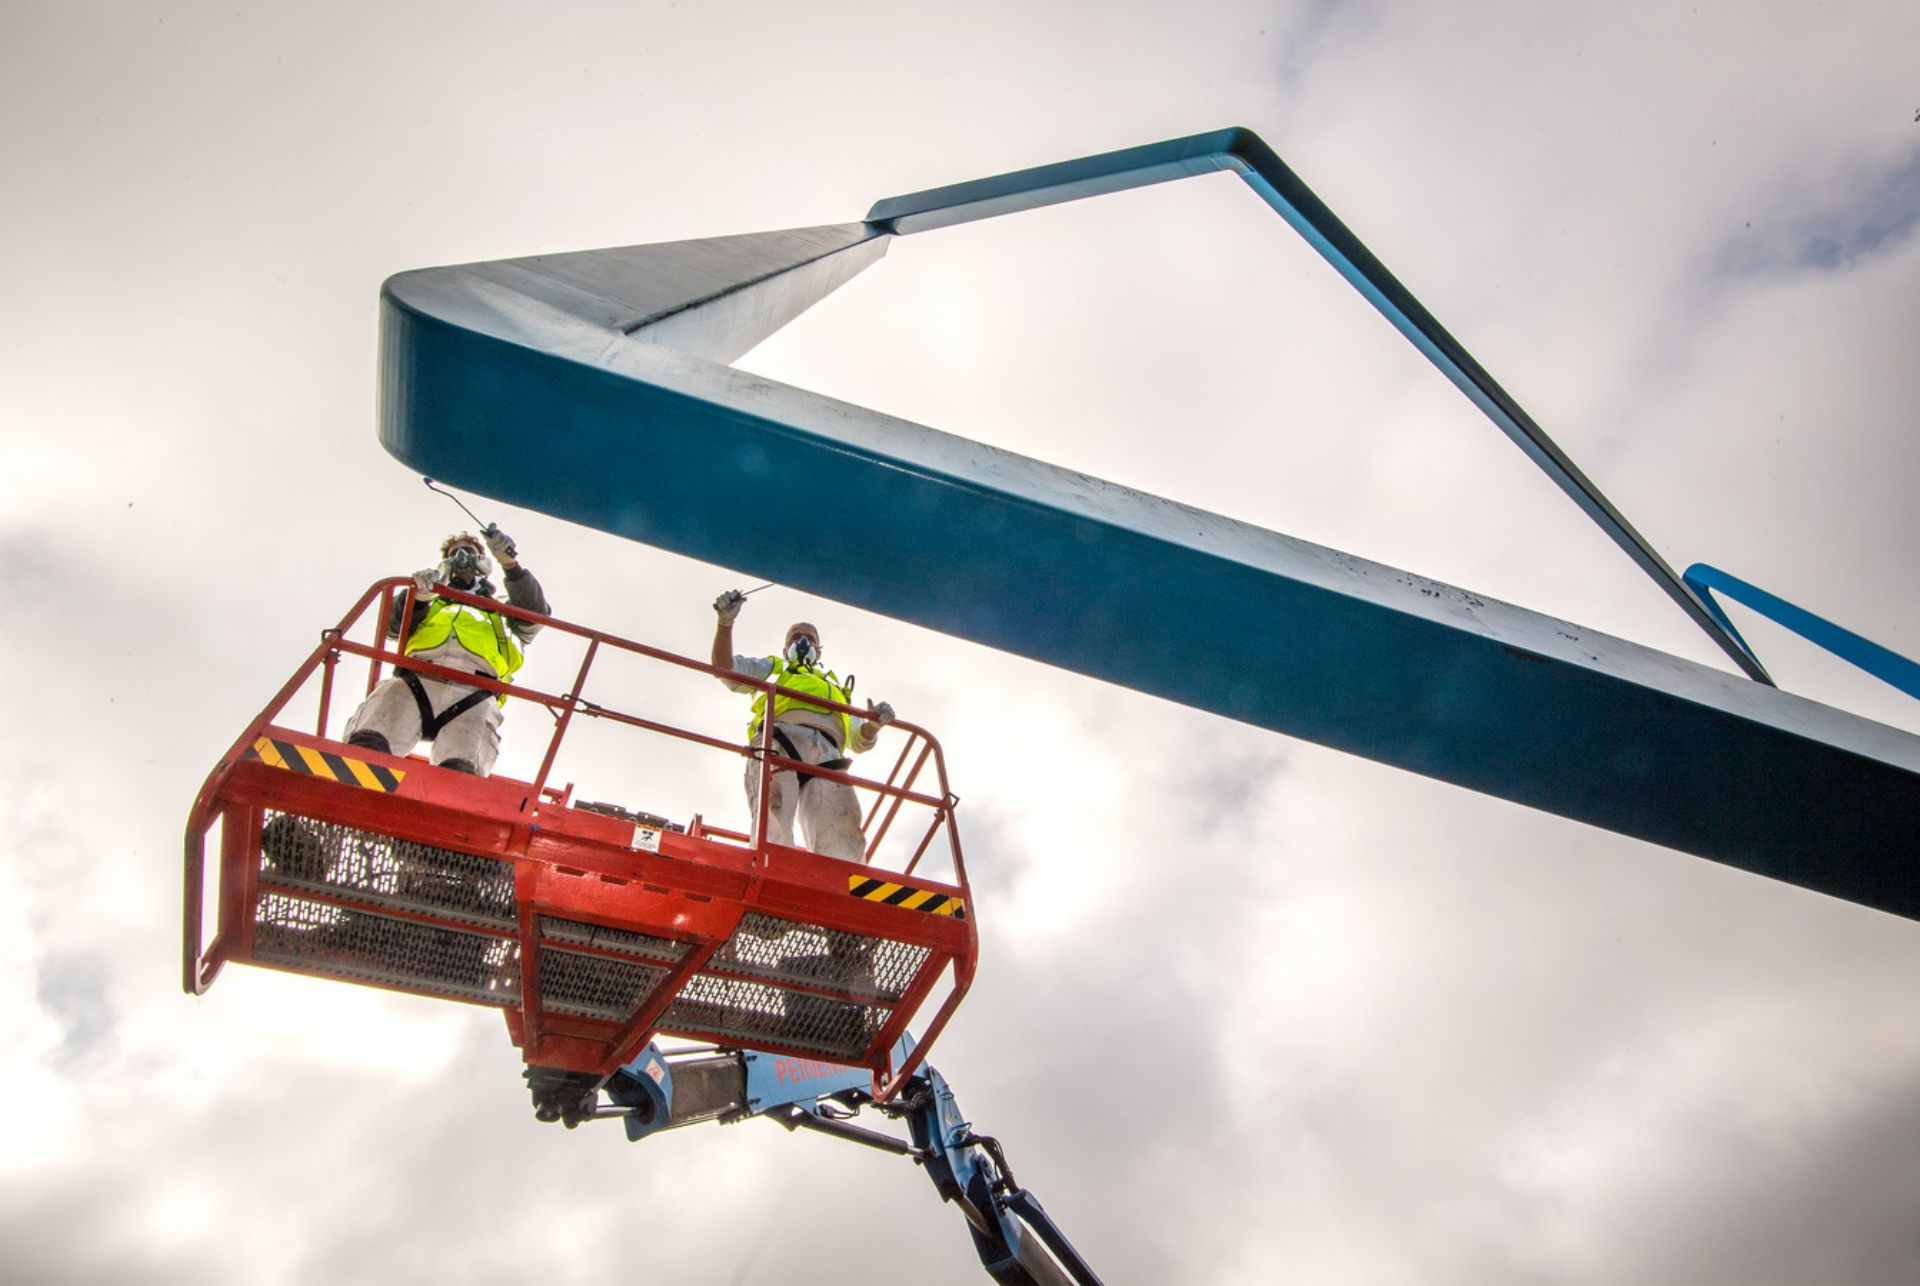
1684,564,1920,702
868,127,1772,686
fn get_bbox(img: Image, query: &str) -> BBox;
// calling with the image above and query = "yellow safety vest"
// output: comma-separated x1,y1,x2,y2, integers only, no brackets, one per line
406,597,525,682
748,658,851,748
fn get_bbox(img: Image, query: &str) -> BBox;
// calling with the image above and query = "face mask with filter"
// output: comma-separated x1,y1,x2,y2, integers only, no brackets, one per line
442,545,493,583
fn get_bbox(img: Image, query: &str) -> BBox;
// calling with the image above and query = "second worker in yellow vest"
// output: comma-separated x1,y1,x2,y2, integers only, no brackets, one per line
711,588,894,861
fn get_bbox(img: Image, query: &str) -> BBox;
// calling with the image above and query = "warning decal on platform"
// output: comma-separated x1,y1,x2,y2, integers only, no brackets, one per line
247,736,405,793
847,874,966,919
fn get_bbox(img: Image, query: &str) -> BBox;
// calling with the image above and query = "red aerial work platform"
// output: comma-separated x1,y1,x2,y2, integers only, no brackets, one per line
183,579,975,1100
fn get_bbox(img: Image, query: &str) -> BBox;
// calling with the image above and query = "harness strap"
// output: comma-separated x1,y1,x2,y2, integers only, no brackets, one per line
398,668,496,739
771,726,853,791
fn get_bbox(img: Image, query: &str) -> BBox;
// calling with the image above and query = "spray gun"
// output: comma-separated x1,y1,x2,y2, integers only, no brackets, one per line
423,477,515,559
427,476,781,600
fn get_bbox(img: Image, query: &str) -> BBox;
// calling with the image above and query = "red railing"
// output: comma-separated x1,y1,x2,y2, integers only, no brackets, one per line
184,578,975,1096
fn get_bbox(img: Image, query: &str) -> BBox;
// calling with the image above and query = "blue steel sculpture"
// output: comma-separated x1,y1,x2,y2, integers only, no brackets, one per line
377,128,1920,922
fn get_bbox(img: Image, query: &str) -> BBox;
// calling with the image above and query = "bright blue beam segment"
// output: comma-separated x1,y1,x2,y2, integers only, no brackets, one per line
1684,564,1920,701
869,128,1772,685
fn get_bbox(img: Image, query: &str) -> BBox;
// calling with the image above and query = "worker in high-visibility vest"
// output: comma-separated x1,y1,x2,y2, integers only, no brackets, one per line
711,588,893,860
343,529,551,775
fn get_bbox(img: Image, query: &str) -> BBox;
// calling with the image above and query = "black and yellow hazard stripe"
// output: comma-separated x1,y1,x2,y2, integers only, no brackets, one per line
848,874,966,919
247,736,405,792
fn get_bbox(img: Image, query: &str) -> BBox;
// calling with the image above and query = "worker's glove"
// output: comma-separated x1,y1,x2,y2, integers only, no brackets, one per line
483,524,518,566
713,588,748,625
410,568,439,598
865,700,895,728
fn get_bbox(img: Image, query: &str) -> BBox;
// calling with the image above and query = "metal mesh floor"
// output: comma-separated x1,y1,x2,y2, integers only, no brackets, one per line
248,814,927,1060
536,919,686,1021
538,947,669,1021
259,812,514,929
665,972,881,1061
713,912,926,1003
253,891,519,1004
540,917,690,965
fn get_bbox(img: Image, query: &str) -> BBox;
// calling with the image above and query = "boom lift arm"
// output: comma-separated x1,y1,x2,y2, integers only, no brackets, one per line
534,1045,1102,1286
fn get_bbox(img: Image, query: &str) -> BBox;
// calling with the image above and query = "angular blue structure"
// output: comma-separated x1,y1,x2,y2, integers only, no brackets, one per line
378,129,1920,922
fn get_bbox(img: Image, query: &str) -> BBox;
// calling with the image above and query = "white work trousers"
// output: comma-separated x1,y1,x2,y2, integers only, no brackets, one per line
746,723,864,860
343,636,504,775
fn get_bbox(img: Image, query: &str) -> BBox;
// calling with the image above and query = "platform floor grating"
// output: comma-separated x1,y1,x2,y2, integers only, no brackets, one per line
712,912,926,1003
665,972,882,1061
537,946,670,1021
248,814,927,1059
540,917,690,965
258,812,514,929
253,891,519,1004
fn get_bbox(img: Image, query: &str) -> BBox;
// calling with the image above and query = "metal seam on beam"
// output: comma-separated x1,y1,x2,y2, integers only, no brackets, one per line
622,227,890,337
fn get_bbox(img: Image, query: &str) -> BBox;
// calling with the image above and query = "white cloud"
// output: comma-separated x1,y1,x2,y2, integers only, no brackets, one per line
5,2,1918,1282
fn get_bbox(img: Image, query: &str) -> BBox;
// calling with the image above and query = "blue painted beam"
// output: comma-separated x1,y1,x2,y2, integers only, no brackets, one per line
379,227,1920,920
869,128,1772,685
1685,563,1920,701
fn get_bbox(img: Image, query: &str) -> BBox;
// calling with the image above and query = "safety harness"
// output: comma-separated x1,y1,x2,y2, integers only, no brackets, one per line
397,592,522,737
397,667,499,738
770,725,853,791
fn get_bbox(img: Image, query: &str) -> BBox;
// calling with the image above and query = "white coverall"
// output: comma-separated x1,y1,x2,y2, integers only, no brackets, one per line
344,568,549,775
722,657,878,860
344,632,507,773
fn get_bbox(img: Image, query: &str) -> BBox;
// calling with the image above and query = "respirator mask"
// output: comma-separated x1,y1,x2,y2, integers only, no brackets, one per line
784,635,818,668
442,544,493,584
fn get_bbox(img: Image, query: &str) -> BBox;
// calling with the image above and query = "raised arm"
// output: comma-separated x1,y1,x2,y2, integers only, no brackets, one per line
487,527,550,644
712,589,746,671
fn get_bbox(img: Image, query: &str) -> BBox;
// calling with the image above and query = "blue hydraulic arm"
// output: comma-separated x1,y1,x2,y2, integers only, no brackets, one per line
535,1043,1101,1286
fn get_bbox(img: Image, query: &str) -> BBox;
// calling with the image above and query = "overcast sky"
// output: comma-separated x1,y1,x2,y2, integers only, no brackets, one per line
5,3,1920,1283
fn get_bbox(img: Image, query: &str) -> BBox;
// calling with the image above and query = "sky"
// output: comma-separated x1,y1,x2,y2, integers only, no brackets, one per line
4,2,1920,1283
